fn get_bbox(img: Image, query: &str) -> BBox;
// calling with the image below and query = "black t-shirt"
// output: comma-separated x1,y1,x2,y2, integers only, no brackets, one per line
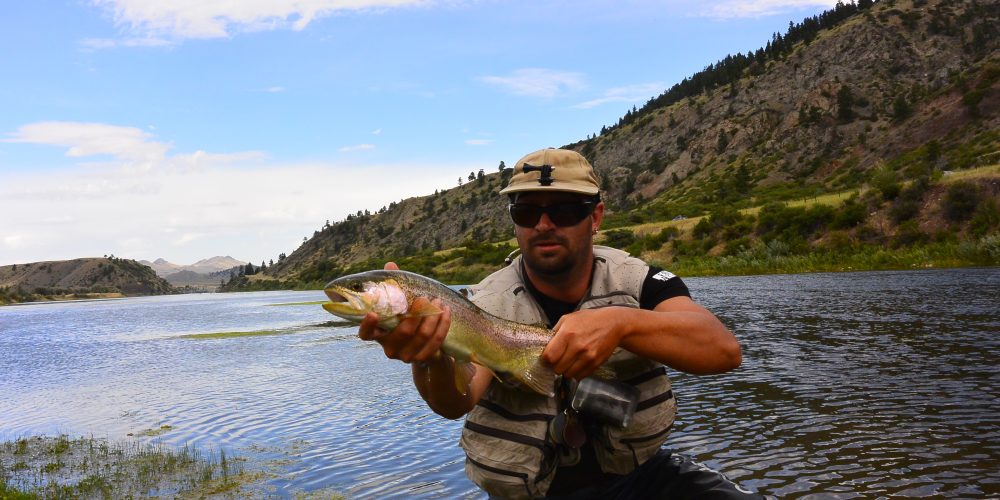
522,265,690,496
526,265,690,328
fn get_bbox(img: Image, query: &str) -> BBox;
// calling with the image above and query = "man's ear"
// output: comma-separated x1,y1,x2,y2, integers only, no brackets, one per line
592,201,605,231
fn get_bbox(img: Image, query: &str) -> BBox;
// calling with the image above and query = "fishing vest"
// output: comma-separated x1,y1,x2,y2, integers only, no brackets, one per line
460,246,677,499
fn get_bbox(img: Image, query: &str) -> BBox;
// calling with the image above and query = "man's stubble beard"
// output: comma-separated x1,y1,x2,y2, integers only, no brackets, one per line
522,233,589,278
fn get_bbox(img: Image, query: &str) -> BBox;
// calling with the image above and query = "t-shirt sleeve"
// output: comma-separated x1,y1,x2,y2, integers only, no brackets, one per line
639,266,690,309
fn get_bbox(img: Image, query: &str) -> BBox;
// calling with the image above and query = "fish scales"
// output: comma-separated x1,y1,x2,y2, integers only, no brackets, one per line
322,269,558,396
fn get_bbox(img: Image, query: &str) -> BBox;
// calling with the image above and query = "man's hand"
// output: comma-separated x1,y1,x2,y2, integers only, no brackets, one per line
541,308,626,380
357,262,451,364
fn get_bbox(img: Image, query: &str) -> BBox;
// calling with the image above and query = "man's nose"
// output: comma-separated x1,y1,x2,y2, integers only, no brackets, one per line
535,211,556,230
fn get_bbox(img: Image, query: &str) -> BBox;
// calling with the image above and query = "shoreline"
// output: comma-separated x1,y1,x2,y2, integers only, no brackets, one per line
5,259,997,306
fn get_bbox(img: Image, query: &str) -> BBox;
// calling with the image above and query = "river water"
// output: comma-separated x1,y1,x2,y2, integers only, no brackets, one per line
1,268,998,498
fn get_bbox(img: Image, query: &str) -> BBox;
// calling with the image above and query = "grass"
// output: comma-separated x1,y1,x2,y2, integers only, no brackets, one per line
0,435,268,499
134,425,174,438
179,329,287,340
941,163,1000,182
178,320,353,340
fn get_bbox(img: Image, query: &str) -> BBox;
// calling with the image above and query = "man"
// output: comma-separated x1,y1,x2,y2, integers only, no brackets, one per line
359,148,753,499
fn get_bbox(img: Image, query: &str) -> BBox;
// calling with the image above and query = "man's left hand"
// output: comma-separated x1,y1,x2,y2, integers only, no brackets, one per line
541,308,626,380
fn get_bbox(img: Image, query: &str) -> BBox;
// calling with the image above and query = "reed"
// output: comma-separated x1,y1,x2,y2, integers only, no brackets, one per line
0,435,264,498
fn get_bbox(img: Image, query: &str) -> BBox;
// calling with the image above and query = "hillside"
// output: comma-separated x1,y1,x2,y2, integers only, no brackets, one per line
573,0,999,214
0,257,174,304
236,0,998,288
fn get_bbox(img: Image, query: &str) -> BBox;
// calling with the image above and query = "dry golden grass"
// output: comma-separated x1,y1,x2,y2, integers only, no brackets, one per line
940,163,1000,182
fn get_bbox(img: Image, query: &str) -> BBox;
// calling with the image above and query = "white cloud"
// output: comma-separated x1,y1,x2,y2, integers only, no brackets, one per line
702,0,840,18
264,86,286,93
338,143,376,152
2,121,268,177
479,68,586,99
0,159,472,265
371,128,382,135
4,121,169,163
465,139,493,146
79,36,173,49
572,82,665,109
166,150,269,172
90,0,430,42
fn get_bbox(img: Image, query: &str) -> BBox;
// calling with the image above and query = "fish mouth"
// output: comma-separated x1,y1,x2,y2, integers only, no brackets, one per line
322,285,370,318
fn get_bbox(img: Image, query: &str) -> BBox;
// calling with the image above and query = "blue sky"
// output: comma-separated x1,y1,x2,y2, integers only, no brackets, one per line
0,0,839,266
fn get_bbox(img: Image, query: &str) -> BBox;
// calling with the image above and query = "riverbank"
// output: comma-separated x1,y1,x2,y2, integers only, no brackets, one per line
0,292,125,307
668,236,1000,277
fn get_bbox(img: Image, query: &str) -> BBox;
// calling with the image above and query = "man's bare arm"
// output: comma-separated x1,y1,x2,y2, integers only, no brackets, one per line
542,297,741,380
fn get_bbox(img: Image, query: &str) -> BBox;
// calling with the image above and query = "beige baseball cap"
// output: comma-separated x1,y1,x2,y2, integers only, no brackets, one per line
499,148,600,196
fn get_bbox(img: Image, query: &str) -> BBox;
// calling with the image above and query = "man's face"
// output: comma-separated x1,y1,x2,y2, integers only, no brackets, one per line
511,191,604,277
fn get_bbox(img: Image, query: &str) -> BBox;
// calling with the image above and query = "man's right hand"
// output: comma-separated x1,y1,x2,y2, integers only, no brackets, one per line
356,262,451,364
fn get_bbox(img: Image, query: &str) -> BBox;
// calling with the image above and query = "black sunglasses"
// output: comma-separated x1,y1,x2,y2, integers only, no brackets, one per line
509,202,595,228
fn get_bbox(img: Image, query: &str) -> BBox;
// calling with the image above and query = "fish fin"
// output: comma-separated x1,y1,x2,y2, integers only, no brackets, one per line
516,359,559,397
402,300,443,318
453,360,476,396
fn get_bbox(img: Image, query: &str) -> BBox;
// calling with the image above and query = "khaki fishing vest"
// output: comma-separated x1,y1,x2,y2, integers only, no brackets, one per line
460,246,677,499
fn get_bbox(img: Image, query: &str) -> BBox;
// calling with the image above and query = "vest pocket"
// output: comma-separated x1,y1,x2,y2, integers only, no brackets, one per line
594,369,676,475
461,394,558,500
461,419,557,499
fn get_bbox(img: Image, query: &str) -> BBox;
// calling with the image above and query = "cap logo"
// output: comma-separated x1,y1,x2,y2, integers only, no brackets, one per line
522,163,555,186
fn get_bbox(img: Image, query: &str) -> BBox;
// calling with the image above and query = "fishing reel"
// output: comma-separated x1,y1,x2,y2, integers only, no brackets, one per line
548,377,640,453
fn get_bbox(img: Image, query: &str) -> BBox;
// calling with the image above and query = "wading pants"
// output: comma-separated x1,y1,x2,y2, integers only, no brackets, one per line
547,450,763,500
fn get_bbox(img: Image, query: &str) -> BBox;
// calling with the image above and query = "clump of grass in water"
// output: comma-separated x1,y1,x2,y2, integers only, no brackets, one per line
265,300,330,307
0,435,268,498
180,320,355,340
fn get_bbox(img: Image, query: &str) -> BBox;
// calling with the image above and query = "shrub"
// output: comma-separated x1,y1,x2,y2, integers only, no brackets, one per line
855,224,884,244
824,230,855,251
942,181,982,222
970,199,1000,236
889,198,921,223
870,166,900,200
722,237,752,256
603,230,638,250
831,199,867,229
893,220,928,248
692,218,713,239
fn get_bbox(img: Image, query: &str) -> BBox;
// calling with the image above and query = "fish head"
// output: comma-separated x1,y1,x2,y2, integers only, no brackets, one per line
323,272,410,329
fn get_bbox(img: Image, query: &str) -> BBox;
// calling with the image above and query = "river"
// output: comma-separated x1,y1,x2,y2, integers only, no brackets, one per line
1,267,998,497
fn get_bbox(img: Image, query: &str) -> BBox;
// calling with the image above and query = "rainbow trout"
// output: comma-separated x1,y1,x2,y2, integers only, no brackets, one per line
322,270,558,396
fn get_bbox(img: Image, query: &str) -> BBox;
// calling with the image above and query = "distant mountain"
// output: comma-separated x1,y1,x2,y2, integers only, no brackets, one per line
140,256,246,277
0,257,174,304
140,258,182,276
186,256,246,275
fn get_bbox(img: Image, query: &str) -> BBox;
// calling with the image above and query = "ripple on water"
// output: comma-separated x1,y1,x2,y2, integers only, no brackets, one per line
2,270,999,497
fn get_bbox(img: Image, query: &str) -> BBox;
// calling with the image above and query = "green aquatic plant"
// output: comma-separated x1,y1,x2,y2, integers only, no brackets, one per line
0,435,265,498
179,320,353,340
179,329,286,340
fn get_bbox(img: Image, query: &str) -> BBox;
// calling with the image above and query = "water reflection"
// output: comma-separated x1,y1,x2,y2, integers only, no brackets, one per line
1,269,998,497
